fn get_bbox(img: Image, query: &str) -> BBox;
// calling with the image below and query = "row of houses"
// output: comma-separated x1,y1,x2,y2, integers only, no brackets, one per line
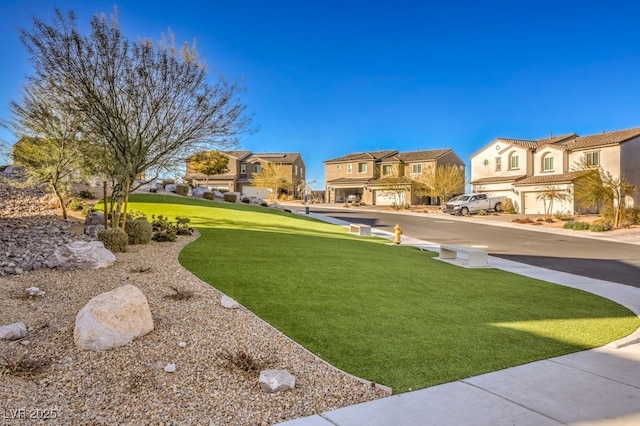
183,125,640,214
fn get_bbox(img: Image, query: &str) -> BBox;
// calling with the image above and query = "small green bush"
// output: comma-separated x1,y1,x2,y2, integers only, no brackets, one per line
125,217,153,244
175,184,189,196
175,216,194,236
98,228,129,252
571,221,591,230
589,223,608,232
203,192,215,200
68,199,84,211
224,193,237,203
478,209,488,216
151,215,177,242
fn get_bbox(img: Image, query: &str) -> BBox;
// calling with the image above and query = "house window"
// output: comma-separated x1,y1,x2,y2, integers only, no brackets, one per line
495,157,501,171
543,155,554,171
509,153,519,170
347,163,352,174
337,164,342,170
253,163,262,173
412,163,422,174
300,168,304,178
382,165,393,175
240,164,246,174
294,165,298,176
358,163,367,173
585,151,600,166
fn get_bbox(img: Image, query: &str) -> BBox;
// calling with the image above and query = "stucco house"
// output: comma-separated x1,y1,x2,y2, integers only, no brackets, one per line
184,151,306,199
324,148,465,205
470,127,640,214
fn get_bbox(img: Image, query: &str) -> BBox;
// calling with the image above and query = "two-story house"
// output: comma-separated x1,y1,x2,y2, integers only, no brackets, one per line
324,148,465,205
470,127,640,214
184,151,306,198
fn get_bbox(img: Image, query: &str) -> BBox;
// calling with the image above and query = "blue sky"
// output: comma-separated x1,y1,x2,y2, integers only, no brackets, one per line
2,1,640,188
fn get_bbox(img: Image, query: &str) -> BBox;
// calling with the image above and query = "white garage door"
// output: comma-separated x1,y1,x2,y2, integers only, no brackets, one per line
375,191,403,206
523,192,545,215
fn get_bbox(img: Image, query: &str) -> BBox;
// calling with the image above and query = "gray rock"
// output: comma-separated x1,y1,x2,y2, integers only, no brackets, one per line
191,186,209,197
85,212,105,226
84,224,105,238
164,363,177,373
74,284,154,351
259,370,296,393
221,295,240,309
46,241,116,270
0,322,27,340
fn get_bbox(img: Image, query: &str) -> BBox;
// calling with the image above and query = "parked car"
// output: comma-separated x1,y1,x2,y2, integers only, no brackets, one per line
445,193,505,215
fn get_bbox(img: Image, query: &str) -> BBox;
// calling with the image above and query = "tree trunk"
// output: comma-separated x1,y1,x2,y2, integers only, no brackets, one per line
52,182,68,220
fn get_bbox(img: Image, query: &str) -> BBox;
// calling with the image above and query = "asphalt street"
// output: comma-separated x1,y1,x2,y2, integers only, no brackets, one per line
307,207,640,288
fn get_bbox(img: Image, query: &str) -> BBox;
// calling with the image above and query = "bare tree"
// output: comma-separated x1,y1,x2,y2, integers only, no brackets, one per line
376,177,410,208
188,151,229,186
413,164,465,205
10,79,89,219
252,163,295,200
19,9,251,218
572,159,636,227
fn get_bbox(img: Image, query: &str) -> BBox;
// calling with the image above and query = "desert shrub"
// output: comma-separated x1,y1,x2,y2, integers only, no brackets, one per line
563,221,575,229
175,216,194,235
224,193,237,203
478,209,488,216
571,221,591,230
512,217,534,224
125,217,153,244
162,179,175,188
589,223,608,232
68,199,84,211
175,184,189,196
98,228,128,252
619,207,640,228
502,198,516,214
78,189,94,199
203,191,215,200
163,285,194,301
218,349,264,373
82,206,96,217
554,212,571,221
151,215,177,242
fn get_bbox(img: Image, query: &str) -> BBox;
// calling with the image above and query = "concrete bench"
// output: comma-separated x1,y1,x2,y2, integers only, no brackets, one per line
349,223,372,236
438,244,488,268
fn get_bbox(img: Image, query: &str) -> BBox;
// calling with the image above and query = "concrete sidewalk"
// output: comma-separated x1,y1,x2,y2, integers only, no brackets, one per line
278,212,640,426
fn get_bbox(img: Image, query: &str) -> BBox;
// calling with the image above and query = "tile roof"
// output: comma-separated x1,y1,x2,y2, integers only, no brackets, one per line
248,152,301,164
565,127,640,150
326,177,375,185
221,150,253,160
514,171,590,186
324,150,398,163
396,149,452,162
470,175,527,185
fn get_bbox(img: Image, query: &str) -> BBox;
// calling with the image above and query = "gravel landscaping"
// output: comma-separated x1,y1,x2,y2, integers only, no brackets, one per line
0,180,385,425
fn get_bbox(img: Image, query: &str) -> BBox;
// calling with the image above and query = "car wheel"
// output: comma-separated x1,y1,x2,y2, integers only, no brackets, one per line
460,207,469,216
494,202,502,212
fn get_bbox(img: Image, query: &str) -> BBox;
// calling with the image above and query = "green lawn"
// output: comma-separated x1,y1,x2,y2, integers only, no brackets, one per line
126,194,640,392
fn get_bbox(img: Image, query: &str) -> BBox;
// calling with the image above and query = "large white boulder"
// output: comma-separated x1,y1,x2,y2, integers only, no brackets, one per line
191,186,209,197
46,241,115,270
259,369,296,393
74,284,154,351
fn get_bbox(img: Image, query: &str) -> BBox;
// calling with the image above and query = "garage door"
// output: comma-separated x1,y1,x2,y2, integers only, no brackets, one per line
375,191,403,206
523,192,545,215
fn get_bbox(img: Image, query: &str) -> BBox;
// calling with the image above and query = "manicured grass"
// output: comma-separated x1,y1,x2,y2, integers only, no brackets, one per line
126,194,640,392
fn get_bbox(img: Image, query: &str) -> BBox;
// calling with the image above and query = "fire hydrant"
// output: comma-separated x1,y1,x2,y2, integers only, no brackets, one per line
393,224,403,245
